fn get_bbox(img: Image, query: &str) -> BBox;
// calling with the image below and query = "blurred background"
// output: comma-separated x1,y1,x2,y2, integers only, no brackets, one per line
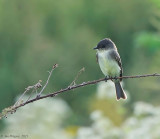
0,0,160,138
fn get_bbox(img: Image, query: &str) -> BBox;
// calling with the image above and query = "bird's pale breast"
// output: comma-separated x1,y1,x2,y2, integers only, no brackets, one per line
98,50,120,77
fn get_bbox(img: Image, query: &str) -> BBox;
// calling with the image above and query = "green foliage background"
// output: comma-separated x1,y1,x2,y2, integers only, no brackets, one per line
0,0,160,132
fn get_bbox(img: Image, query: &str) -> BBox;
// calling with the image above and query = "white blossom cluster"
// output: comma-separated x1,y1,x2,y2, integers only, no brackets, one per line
2,98,72,139
123,101,160,139
76,82,160,139
2,82,160,139
77,102,160,139
77,110,123,139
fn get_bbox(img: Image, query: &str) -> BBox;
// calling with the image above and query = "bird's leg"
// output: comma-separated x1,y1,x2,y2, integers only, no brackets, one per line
105,76,108,82
109,75,114,81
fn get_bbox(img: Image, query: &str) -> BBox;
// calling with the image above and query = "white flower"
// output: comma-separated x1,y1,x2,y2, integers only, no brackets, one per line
3,97,72,139
123,117,139,130
134,102,155,116
90,110,103,121
77,127,100,139
96,81,116,99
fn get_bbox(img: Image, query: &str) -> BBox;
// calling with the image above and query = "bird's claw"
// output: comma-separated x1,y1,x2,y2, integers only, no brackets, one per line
105,76,108,82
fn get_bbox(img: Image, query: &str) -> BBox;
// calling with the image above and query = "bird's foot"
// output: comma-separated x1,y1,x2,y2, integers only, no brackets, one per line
105,76,108,82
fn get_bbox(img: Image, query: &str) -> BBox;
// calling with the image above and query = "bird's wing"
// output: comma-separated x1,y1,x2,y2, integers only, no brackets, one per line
110,50,123,81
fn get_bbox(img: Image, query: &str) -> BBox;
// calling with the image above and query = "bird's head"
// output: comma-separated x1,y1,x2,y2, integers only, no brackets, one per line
94,38,116,51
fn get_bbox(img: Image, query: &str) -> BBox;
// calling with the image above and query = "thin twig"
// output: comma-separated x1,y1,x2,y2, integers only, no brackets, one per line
69,67,85,87
14,88,29,107
26,89,36,102
14,80,42,106
37,64,58,97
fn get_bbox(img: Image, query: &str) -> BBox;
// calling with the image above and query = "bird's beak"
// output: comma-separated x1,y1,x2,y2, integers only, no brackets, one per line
93,46,98,50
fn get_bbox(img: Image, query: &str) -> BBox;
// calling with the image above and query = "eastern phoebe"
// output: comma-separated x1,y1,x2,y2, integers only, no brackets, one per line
94,38,127,100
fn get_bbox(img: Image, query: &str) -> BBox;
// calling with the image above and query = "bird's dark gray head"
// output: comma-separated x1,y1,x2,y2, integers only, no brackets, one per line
94,38,116,50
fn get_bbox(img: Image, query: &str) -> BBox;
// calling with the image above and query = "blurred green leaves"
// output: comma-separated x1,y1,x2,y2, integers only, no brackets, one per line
134,32,160,53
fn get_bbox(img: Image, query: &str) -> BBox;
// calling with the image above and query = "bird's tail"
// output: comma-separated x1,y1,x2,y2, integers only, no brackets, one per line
114,82,127,100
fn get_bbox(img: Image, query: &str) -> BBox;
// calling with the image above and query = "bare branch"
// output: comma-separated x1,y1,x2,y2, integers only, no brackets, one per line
0,64,159,120
11,74,160,108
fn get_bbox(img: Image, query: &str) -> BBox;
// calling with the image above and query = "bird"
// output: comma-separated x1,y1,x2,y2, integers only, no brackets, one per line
94,38,127,100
